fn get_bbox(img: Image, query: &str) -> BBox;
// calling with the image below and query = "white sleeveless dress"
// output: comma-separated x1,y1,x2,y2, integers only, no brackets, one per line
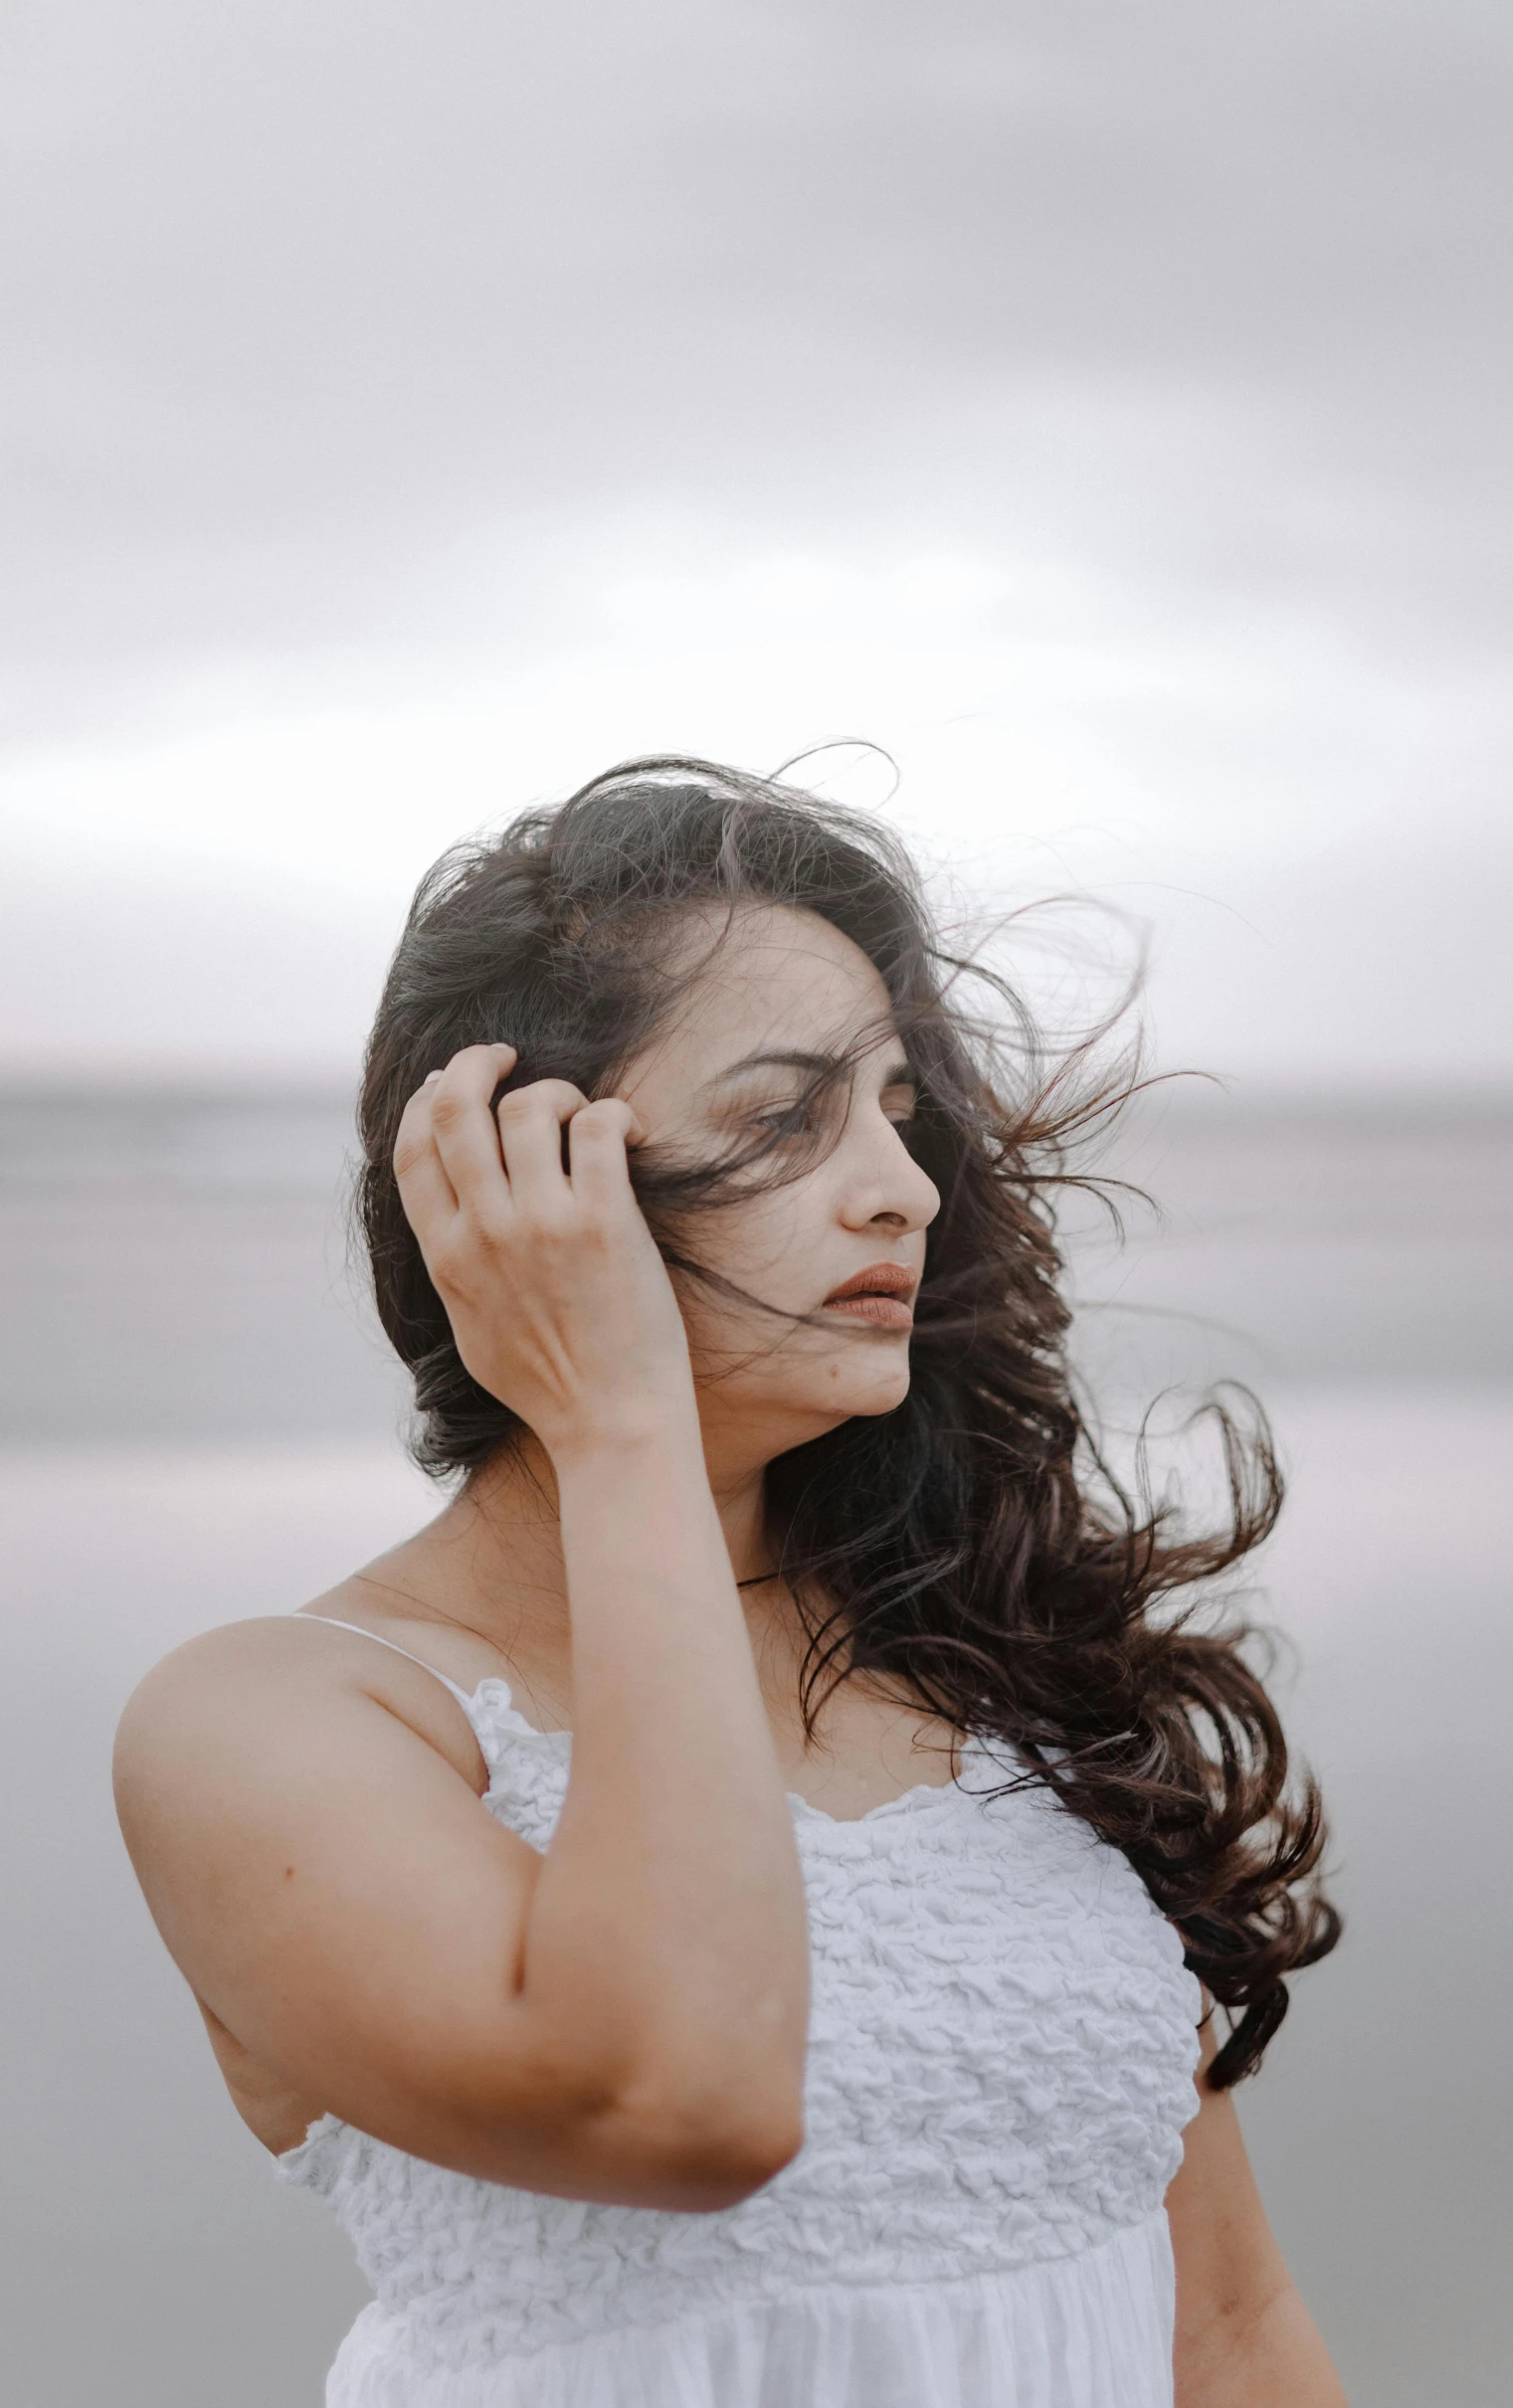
278,1630,1202,2407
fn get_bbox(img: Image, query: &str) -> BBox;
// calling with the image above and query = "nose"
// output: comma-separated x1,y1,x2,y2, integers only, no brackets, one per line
838,1113,940,1237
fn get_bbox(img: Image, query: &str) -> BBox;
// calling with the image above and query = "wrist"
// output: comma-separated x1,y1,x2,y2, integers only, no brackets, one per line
544,1392,706,1482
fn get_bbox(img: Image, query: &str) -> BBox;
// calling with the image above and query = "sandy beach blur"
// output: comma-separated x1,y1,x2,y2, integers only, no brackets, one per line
1,1086,1509,2406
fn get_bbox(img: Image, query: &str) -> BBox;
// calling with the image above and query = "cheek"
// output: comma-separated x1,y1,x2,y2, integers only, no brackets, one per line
666,1209,806,1366
691,1189,824,1298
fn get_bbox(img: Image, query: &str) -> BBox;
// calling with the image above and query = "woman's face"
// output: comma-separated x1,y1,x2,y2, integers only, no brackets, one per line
618,905,941,1473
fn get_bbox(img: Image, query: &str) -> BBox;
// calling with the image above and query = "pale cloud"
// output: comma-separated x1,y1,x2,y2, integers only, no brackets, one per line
3,2,1509,1083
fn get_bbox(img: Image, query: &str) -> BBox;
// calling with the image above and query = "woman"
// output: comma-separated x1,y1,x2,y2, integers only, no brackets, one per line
115,758,1345,2407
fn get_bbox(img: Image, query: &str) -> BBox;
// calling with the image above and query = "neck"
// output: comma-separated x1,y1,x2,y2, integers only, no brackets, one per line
370,1420,790,1700
469,1425,776,1584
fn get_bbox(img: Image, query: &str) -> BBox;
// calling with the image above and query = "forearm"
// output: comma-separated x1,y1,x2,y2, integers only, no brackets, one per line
1176,2279,1348,2407
513,1418,810,2154
1169,2020,1347,2408
387,1048,809,2190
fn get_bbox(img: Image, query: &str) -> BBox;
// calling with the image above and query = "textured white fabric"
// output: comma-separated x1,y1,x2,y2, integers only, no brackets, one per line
279,1677,1202,2406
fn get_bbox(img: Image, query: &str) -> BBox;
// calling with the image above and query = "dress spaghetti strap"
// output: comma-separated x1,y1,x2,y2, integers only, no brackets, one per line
296,1615,479,1712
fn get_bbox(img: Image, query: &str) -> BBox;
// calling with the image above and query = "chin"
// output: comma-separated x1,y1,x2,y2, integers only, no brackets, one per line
811,1351,913,1424
710,1342,913,1452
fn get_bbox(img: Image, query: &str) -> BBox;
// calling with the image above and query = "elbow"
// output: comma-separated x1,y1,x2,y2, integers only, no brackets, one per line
619,2070,807,2210
485,2020,808,2211
666,2101,806,2210
712,2088,806,2197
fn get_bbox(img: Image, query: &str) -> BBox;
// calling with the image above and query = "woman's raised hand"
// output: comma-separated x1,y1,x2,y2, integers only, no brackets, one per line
394,1043,695,1461
117,1034,808,2213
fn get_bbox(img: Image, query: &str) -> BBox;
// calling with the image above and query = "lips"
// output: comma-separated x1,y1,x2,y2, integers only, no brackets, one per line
821,1262,917,1332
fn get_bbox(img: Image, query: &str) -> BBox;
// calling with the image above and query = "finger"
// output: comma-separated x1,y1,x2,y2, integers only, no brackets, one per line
427,1044,519,1213
392,1080,462,1248
493,1078,590,1213
563,1098,644,1209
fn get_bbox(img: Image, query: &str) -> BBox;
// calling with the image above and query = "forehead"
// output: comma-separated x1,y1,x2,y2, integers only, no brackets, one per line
631,903,897,1084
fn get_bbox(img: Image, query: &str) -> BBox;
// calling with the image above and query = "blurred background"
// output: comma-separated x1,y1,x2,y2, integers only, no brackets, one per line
2,3,1509,2401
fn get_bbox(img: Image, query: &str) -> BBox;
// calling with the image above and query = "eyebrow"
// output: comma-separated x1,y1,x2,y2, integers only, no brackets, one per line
708,1047,918,1089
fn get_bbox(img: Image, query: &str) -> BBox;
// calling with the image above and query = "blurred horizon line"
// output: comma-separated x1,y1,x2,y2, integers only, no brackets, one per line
2,1059,1510,1114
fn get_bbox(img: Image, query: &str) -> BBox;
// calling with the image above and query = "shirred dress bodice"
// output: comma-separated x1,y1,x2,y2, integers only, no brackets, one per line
279,1679,1202,2406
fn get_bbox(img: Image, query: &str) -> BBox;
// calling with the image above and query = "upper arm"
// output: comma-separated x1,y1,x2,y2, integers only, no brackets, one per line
1167,2014,1347,2406
113,1619,567,2179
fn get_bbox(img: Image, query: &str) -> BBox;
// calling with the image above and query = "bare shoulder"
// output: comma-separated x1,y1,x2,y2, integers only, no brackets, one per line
113,1605,488,1824
109,1598,554,2184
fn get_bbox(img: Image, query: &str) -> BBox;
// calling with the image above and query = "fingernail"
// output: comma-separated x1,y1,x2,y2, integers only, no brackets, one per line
424,1071,443,1085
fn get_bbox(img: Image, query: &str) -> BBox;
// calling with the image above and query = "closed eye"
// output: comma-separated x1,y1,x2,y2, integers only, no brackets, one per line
756,1084,916,1144
751,1100,820,1141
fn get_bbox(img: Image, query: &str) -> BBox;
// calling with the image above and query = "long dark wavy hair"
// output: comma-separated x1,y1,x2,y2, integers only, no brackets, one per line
358,755,1340,2088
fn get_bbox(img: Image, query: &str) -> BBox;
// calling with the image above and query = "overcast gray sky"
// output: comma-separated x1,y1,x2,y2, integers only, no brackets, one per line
3,0,1509,1085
